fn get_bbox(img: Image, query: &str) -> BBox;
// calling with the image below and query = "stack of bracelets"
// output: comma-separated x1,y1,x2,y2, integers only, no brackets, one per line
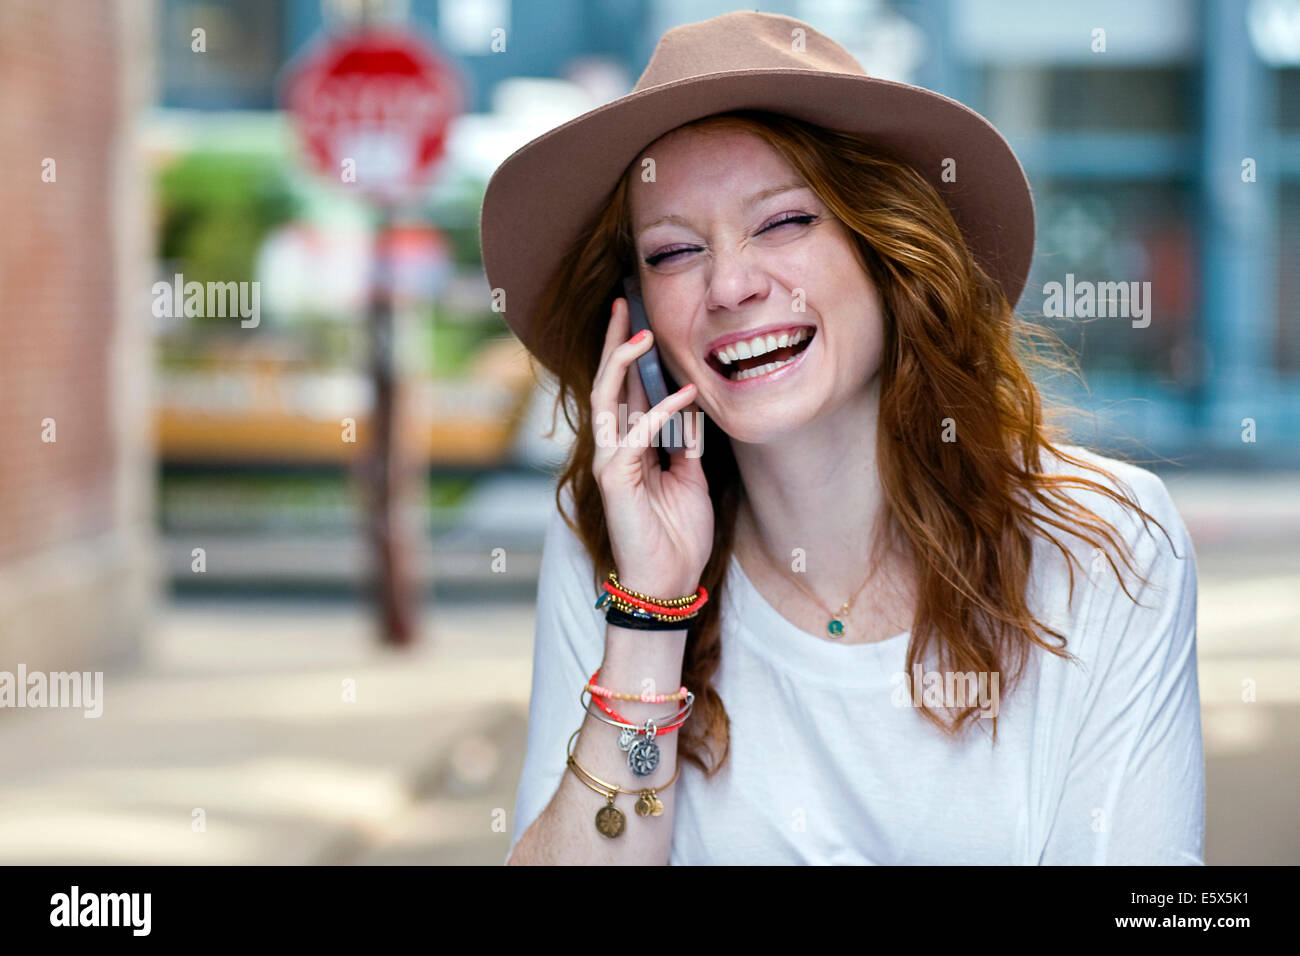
593,568,709,631
565,570,708,838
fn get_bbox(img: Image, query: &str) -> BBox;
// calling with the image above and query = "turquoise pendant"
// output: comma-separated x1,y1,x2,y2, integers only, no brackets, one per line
595,591,612,609
827,618,845,638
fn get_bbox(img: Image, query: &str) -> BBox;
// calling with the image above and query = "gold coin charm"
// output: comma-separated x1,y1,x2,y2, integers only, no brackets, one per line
650,793,664,817
595,797,625,838
634,792,655,817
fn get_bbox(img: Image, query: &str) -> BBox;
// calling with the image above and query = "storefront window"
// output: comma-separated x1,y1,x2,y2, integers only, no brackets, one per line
978,65,1193,133
1276,67,1300,130
1024,179,1200,386
1278,181,1300,372
161,0,284,109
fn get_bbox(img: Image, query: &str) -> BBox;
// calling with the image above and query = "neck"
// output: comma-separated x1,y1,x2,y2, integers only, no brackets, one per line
730,377,891,600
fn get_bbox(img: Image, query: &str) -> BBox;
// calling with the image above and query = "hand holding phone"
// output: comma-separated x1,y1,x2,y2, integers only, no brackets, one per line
588,283,714,599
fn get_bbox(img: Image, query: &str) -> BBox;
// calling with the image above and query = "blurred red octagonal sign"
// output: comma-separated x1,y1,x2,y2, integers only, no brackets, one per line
283,28,462,198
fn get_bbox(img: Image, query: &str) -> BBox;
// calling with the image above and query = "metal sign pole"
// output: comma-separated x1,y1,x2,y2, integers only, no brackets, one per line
365,201,419,646
284,3,459,648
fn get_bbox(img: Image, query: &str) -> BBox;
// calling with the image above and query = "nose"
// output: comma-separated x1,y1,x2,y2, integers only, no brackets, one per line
703,243,768,313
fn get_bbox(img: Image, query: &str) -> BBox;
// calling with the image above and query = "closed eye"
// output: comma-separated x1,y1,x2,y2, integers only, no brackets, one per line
642,213,819,266
760,212,818,232
644,245,700,267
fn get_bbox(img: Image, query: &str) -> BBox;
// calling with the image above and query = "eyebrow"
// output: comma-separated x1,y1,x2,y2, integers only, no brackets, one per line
635,182,811,237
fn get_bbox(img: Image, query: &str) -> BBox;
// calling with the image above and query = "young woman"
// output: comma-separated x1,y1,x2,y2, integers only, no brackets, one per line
481,11,1203,865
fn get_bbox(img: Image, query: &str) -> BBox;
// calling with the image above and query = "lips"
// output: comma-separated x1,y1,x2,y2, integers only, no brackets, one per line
705,326,816,383
705,325,815,376
705,324,815,361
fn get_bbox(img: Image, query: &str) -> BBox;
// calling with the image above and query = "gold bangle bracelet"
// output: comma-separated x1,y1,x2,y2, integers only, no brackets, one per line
606,569,699,607
565,727,680,837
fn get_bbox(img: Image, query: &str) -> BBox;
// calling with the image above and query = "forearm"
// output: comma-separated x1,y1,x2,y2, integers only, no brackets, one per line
507,622,689,865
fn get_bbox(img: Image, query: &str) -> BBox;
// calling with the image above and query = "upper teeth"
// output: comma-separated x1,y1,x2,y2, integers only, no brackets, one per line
712,328,808,365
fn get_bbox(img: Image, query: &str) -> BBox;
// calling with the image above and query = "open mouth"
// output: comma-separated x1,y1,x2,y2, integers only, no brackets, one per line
707,326,816,382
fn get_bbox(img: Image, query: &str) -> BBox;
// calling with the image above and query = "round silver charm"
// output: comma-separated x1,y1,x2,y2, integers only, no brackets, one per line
627,736,660,777
617,727,636,751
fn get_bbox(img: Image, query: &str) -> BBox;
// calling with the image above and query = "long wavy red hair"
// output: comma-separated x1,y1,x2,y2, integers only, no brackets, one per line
522,110,1165,775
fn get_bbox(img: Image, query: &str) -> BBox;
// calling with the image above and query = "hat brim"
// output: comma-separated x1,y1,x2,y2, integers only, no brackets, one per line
480,68,1035,359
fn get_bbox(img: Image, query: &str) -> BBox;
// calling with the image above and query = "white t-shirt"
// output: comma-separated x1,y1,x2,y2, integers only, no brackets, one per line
506,447,1204,864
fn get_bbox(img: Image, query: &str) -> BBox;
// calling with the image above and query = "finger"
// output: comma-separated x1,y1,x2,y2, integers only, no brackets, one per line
623,356,656,474
593,297,630,386
592,326,654,424
667,402,707,474
624,343,650,416
615,382,697,463
592,336,656,471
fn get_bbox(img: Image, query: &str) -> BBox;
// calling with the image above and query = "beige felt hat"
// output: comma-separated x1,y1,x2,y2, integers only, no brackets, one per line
479,9,1035,360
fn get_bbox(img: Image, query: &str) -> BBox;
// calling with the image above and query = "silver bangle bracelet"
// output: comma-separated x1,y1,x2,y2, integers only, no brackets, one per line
580,688,696,733
579,687,695,778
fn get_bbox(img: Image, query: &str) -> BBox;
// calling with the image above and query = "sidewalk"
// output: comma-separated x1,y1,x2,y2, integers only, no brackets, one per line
0,598,537,865
1,471,1296,864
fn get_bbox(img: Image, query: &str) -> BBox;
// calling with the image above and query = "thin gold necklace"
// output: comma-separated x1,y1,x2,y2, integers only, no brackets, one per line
739,500,879,639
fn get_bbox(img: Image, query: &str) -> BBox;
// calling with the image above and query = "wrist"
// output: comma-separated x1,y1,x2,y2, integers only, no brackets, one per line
613,570,701,602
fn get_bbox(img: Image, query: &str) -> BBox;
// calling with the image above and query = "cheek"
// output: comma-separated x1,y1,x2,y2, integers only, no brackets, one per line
644,290,697,379
799,244,887,372
848,286,888,369
775,231,867,300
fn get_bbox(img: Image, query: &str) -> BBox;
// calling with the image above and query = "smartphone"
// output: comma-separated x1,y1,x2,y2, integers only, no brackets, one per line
621,275,686,453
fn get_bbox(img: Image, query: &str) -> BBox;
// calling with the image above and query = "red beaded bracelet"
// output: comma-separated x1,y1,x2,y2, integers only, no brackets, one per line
600,580,710,617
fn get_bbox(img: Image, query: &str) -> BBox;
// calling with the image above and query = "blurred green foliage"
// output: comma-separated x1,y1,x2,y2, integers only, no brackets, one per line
430,309,505,377
154,150,504,380
428,173,491,268
156,151,297,317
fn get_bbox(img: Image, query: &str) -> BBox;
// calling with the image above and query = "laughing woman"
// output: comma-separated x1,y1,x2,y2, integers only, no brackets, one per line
482,11,1203,865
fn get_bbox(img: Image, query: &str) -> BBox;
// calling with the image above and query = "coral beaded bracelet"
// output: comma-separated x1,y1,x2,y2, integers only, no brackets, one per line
585,668,690,703
585,686,692,733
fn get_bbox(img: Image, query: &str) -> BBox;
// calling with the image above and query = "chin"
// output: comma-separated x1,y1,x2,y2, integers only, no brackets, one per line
709,402,819,445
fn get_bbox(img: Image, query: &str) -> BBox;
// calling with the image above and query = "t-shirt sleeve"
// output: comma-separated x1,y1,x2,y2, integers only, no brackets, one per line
1039,467,1205,864
504,490,606,863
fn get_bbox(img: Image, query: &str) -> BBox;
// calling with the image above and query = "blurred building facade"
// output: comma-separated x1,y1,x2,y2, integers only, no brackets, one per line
0,1,157,675
153,0,1299,464
923,0,1300,462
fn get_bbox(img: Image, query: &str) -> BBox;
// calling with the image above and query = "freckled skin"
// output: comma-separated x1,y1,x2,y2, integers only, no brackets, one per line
629,127,887,445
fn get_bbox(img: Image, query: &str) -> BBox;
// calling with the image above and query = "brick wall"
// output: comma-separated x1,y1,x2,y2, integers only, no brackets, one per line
0,0,156,675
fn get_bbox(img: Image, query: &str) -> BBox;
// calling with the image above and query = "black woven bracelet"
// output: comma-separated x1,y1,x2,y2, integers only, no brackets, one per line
604,605,695,631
